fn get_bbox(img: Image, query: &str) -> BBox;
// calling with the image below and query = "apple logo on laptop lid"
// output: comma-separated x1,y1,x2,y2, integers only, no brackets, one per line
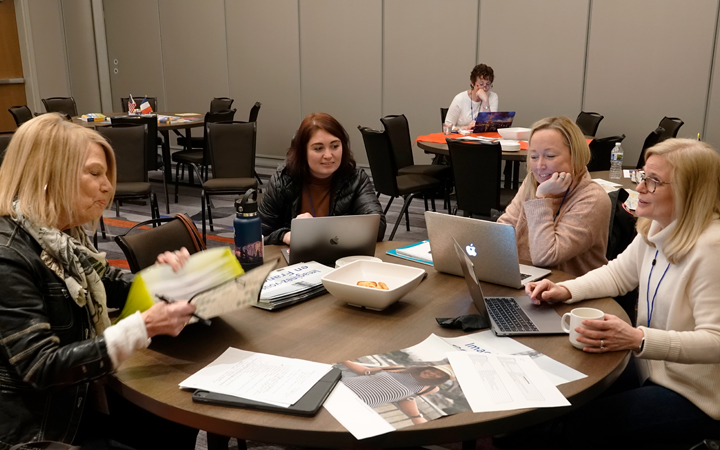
465,243,477,257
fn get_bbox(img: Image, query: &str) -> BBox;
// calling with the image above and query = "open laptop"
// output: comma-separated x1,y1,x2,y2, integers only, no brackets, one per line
452,237,564,336
425,211,550,289
282,214,380,267
472,111,515,133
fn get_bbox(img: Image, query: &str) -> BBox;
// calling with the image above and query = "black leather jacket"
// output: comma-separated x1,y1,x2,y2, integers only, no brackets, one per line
0,216,133,449
259,166,387,245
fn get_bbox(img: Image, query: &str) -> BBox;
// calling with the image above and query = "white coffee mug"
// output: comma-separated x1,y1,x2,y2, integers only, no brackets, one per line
561,307,605,350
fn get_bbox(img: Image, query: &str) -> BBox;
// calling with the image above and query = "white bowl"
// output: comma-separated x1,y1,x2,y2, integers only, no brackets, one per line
335,255,382,268
498,127,531,140
321,260,426,310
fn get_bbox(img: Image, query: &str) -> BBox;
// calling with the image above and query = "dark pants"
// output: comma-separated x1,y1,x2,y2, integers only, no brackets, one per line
75,388,198,450
562,359,720,450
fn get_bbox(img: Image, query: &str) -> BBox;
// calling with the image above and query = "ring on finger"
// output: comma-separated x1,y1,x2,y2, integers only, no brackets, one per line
600,339,604,349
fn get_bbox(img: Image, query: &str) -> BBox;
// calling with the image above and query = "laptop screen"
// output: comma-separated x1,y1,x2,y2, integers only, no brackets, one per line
472,111,516,133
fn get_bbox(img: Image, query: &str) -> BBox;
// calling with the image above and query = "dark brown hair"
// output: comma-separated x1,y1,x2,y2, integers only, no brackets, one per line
470,63,495,85
285,112,356,183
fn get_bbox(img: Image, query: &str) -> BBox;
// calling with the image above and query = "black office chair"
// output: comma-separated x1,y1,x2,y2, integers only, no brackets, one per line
380,114,451,210
446,138,515,218
115,213,205,273
199,121,259,242
96,123,159,221
575,111,604,137
41,97,77,118
587,134,626,172
657,116,684,141
120,96,157,113
0,134,12,167
210,97,234,113
440,107,449,126
636,126,664,169
359,126,442,241
172,109,237,201
8,105,33,127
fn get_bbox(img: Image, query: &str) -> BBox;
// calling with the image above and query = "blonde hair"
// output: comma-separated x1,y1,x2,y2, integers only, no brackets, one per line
636,138,720,264
0,113,116,229
522,116,591,198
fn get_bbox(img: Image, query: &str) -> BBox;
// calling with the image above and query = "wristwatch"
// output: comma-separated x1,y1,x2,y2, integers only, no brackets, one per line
407,413,423,419
635,336,646,353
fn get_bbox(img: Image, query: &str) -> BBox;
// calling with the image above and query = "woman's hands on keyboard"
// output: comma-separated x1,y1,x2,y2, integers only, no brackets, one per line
526,279,572,305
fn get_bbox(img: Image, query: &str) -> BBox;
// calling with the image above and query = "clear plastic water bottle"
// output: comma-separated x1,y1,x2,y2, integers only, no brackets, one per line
609,142,623,180
233,189,263,271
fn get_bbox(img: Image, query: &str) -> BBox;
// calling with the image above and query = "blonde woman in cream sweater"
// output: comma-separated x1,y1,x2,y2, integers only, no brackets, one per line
526,139,720,449
497,116,611,277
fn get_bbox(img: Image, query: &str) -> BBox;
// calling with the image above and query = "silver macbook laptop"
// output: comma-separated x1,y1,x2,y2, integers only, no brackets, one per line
286,215,380,267
452,237,564,336
426,211,550,289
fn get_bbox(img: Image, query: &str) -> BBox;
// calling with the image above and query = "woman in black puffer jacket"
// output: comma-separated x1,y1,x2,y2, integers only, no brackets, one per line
259,112,386,245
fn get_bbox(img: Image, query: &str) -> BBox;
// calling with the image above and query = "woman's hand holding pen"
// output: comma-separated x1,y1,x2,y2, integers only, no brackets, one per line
142,300,196,337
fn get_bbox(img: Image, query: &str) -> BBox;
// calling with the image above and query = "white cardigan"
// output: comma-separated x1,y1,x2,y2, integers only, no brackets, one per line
559,219,720,419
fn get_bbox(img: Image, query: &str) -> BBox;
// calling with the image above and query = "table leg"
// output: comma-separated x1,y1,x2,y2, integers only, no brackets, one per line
503,162,513,190
513,161,521,190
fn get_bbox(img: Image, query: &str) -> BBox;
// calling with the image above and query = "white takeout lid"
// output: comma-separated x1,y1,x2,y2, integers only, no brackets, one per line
335,255,382,268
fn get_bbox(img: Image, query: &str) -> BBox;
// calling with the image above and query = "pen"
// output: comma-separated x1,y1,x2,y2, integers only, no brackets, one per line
156,294,212,326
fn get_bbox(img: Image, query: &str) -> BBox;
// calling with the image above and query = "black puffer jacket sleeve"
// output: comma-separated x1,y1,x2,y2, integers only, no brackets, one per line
258,167,298,245
343,169,386,241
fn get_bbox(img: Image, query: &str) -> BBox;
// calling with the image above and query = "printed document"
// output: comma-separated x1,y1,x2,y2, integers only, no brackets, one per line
448,351,570,413
180,348,332,407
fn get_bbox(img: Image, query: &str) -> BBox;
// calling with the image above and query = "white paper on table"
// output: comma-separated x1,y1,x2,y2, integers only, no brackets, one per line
323,382,395,440
438,330,587,386
448,351,570,413
179,348,331,407
592,178,623,193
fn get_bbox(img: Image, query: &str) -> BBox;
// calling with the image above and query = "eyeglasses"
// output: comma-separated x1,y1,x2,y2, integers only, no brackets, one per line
639,172,671,193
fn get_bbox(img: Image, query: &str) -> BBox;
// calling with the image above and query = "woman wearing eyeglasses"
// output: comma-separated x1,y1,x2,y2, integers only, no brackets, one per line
525,139,720,448
444,64,498,130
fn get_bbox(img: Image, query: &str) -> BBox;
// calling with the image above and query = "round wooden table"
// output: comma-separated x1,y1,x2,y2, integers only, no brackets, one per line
109,242,630,448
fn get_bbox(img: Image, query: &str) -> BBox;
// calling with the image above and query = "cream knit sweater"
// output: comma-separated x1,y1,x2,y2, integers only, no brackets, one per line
498,170,611,277
560,219,720,419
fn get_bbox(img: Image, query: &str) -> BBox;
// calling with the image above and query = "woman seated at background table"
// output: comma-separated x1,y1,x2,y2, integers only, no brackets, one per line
525,138,720,449
259,112,386,245
0,114,197,449
497,116,610,277
444,63,499,130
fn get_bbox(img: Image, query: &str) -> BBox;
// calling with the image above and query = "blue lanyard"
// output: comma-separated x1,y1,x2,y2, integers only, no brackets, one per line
469,93,476,121
646,250,670,327
553,188,570,222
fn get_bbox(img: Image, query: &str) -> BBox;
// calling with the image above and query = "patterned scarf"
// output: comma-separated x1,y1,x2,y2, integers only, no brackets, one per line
12,201,111,335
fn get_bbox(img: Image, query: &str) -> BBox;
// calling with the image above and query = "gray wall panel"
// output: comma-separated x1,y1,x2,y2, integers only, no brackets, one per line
704,6,720,151
103,0,165,112
61,0,101,114
226,0,301,160
478,0,589,129
158,0,229,113
384,0,477,164
584,0,716,166
299,0,382,166
28,0,70,103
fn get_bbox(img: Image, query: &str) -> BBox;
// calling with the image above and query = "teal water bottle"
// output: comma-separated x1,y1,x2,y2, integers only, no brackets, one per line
233,189,263,271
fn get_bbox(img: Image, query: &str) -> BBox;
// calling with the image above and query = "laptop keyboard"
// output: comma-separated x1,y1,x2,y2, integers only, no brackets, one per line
520,273,532,281
485,297,539,333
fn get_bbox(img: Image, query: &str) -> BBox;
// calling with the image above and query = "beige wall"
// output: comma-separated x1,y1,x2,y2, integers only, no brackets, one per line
18,0,720,165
